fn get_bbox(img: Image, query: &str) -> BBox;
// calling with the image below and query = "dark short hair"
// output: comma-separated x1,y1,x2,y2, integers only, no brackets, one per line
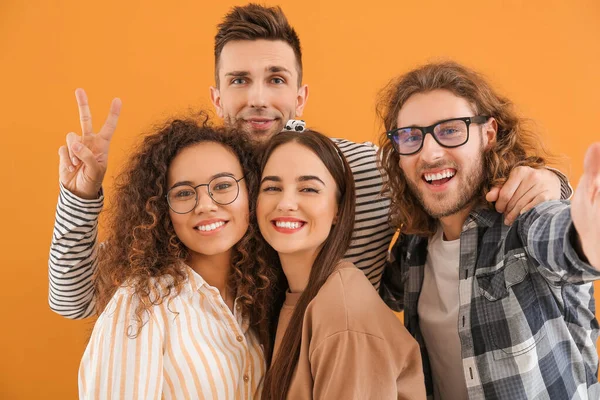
214,3,303,86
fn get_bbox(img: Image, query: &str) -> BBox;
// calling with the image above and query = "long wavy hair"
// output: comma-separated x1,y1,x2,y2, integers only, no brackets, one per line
94,112,277,356
377,61,556,236
259,130,356,400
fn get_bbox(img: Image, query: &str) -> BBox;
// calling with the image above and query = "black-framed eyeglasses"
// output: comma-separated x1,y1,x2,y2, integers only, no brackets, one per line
166,175,245,214
386,116,490,156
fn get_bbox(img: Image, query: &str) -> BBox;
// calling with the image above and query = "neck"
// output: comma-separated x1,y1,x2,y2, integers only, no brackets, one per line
438,204,475,241
187,249,232,295
279,249,319,293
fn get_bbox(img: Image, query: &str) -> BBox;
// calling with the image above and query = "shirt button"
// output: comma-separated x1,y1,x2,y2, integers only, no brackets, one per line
236,335,243,342
243,374,249,382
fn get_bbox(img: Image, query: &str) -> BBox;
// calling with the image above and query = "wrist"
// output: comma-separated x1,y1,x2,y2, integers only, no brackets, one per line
59,182,104,201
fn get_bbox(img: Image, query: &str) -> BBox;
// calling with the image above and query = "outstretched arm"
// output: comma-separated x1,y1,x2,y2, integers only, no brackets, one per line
571,143,600,270
519,143,600,284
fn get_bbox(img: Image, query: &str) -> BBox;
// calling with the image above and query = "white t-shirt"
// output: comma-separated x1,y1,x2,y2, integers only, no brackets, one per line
417,226,467,400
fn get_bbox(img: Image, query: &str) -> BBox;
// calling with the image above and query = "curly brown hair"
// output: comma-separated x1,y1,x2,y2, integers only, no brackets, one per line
94,112,277,355
377,61,556,236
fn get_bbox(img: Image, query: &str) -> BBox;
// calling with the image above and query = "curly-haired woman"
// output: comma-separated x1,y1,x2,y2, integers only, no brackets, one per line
57,112,275,399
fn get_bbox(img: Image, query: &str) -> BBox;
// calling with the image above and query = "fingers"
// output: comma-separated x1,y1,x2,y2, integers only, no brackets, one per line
496,166,561,223
505,189,552,225
583,143,600,201
70,141,99,174
66,132,82,166
583,143,600,177
486,186,500,203
514,191,554,221
75,88,93,137
503,181,535,220
98,97,122,142
58,145,74,181
492,168,524,213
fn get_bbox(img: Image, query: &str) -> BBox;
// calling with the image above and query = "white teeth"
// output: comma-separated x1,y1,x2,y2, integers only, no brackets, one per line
275,221,302,229
424,170,455,182
196,221,225,232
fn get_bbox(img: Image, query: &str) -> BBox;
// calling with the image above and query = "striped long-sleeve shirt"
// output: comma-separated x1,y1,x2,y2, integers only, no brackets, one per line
48,139,394,319
79,266,265,399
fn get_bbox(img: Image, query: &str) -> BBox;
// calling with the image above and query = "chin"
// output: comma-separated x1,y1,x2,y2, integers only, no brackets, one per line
269,243,303,255
191,241,237,257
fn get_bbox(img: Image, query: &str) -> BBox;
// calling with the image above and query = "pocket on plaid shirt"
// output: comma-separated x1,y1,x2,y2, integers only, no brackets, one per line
476,257,547,360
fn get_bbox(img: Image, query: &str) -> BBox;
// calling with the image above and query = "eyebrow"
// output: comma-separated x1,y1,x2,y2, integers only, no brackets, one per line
266,65,292,75
224,65,292,78
298,175,325,185
170,172,235,189
224,71,249,78
261,175,326,185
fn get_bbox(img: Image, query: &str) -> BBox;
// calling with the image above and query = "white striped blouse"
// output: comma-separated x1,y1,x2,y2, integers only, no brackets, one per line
79,266,266,399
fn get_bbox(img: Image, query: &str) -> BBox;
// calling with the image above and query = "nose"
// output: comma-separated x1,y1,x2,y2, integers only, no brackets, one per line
419,133,445,163
247,82,268,109
193,186,218,214
276,188,298,212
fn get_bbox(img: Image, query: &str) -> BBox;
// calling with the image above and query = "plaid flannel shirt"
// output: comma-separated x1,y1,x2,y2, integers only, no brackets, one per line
381,200,600,399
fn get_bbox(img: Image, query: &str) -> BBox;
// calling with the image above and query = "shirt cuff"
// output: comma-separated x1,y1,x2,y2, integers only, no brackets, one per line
58,182,104,209
546,167,573,200
564,219,600,277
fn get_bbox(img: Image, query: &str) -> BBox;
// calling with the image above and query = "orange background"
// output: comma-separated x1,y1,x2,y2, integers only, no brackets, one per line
1,0,599,398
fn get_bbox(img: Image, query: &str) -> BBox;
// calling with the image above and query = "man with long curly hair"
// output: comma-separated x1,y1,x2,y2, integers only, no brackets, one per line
49,4,570,322
378,61,600,399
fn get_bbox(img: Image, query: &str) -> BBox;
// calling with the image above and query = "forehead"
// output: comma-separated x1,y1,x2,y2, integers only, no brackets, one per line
218,39,298,78
168,142,242,185
397,89,477,127
263,142,333,181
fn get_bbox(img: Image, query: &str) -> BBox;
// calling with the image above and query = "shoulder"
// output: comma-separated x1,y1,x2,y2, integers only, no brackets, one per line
101,274,188,323
514,199,571,237
330,138,378,152
307,262,405,336
521,199,570,220
330,138,378,165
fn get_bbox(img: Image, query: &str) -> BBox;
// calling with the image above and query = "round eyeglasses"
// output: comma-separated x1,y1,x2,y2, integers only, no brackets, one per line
166,175,245,214
386,116,489,156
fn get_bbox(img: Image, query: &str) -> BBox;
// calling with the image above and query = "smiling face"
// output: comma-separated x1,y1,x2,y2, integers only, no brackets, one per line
397,89,496,218
210,39,308,142
167,142,249,259
257,141,339,258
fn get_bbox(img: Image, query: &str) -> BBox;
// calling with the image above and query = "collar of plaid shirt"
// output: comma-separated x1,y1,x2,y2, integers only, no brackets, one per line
382,203,600,399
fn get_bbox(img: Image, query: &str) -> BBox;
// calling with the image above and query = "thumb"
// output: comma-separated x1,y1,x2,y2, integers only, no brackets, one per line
583,143,600,202
486,186,500,203
583,142,600,178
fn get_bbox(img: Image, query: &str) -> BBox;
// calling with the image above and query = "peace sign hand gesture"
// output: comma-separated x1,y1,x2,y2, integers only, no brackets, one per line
572,143,600,270
58,89,122,199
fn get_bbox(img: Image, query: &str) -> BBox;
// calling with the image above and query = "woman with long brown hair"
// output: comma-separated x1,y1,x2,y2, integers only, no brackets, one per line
66,113,276,399
258,129,426,399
